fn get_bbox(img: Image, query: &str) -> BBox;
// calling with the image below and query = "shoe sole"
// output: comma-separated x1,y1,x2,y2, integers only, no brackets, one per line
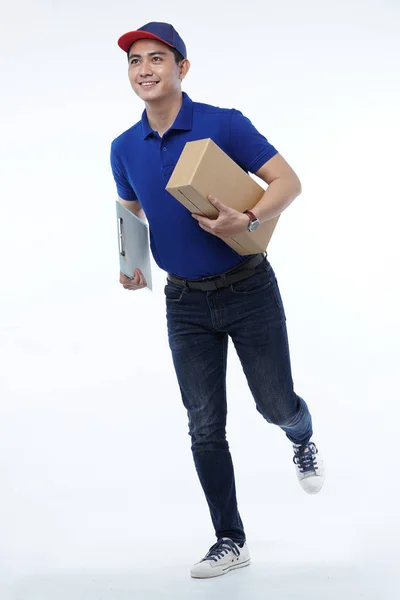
191,558,251,579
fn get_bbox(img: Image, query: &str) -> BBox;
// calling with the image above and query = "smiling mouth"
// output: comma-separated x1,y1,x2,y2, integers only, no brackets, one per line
139,81,159,87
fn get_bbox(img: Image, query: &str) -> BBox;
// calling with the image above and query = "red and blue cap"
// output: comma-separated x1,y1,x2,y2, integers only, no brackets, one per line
118,22,187,59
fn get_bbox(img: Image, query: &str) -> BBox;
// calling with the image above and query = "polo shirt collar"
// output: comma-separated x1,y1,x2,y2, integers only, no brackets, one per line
141,92,193,139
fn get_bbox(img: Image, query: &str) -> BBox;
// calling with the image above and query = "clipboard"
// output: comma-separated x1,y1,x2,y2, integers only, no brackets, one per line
116,201,153,291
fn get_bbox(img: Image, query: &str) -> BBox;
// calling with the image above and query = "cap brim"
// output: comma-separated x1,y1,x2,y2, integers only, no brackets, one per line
118,30,174,53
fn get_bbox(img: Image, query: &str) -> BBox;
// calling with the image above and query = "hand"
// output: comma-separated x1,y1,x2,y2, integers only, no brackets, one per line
120,268,147,291
191,195,250,239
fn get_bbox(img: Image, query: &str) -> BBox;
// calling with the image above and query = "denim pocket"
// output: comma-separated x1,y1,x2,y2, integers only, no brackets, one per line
229,265,272,295
164,283,186,303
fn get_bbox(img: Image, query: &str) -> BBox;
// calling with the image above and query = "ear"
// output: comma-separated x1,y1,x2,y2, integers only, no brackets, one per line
179,59,191,80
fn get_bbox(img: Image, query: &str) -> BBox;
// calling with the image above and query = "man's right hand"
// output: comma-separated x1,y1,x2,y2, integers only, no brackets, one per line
120,269,147,291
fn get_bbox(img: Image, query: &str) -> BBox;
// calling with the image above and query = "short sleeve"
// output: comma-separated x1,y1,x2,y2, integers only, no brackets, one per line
110,141,137,201
229,109,278,174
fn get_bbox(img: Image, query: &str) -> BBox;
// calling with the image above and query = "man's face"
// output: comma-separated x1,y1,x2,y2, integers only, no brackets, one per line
127,39,184,102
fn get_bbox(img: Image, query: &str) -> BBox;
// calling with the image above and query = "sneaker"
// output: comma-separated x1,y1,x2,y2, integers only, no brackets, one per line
190,538,250,579
293,441,325,494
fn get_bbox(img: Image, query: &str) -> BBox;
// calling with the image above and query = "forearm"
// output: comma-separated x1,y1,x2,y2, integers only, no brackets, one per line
252,176,302,224
136,207,146,221
118,198,147,222
128,204,146,221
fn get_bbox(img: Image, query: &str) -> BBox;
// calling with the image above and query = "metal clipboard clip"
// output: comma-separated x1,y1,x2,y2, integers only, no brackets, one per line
117,217,126,257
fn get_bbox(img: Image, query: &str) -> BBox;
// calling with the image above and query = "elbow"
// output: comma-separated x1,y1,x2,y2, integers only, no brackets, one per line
293,176,302,198
282,171,301,199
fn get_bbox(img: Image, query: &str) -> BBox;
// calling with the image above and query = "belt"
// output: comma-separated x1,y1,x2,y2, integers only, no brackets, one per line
167,253,266,291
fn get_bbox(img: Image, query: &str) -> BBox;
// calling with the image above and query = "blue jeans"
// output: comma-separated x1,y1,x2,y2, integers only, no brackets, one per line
164,257,313,544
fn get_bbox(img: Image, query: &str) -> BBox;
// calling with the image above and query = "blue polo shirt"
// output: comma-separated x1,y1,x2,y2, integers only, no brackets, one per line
110,92,278,279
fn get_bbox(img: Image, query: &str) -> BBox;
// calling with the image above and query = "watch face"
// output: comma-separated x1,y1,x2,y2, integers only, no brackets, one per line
249,220,260,232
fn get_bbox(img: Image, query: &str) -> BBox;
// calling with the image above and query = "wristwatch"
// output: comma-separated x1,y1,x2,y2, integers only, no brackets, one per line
244,210,260,232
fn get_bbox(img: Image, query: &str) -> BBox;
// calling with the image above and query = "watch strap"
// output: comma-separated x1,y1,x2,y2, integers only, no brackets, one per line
244,210,258,222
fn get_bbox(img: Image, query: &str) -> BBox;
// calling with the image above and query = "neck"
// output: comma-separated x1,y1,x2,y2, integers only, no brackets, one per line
145,91,183,137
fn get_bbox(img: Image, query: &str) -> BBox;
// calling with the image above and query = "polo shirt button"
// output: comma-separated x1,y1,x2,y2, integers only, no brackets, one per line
162,146,167,152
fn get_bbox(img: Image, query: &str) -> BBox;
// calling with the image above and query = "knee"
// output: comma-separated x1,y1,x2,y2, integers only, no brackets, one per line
189,423,228,452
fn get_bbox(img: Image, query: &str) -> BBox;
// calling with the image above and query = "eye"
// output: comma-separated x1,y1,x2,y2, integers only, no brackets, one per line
130,59,139,65
152,56,161,62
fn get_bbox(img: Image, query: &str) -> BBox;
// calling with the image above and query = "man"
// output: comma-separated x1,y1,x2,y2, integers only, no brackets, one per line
110,22,325,579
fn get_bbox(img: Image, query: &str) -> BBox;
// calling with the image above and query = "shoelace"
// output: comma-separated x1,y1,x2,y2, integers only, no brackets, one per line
293,442,318,474
201,538,240,563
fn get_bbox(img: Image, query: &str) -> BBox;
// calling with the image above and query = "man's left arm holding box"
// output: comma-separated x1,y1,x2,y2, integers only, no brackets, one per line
229,109,302,225
191,109,302,239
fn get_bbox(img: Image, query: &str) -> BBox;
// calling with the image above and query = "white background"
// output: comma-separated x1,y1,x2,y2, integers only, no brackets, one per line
1,0,399,598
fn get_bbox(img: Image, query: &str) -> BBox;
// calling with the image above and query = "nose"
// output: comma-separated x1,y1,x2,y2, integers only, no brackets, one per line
138,59,153,78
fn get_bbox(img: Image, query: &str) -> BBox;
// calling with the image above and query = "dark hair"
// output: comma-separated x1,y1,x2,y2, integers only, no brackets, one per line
171,47,185,64
127,44,184,64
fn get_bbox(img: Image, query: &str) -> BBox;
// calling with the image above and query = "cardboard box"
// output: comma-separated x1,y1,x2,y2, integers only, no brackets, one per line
166,138,280,255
